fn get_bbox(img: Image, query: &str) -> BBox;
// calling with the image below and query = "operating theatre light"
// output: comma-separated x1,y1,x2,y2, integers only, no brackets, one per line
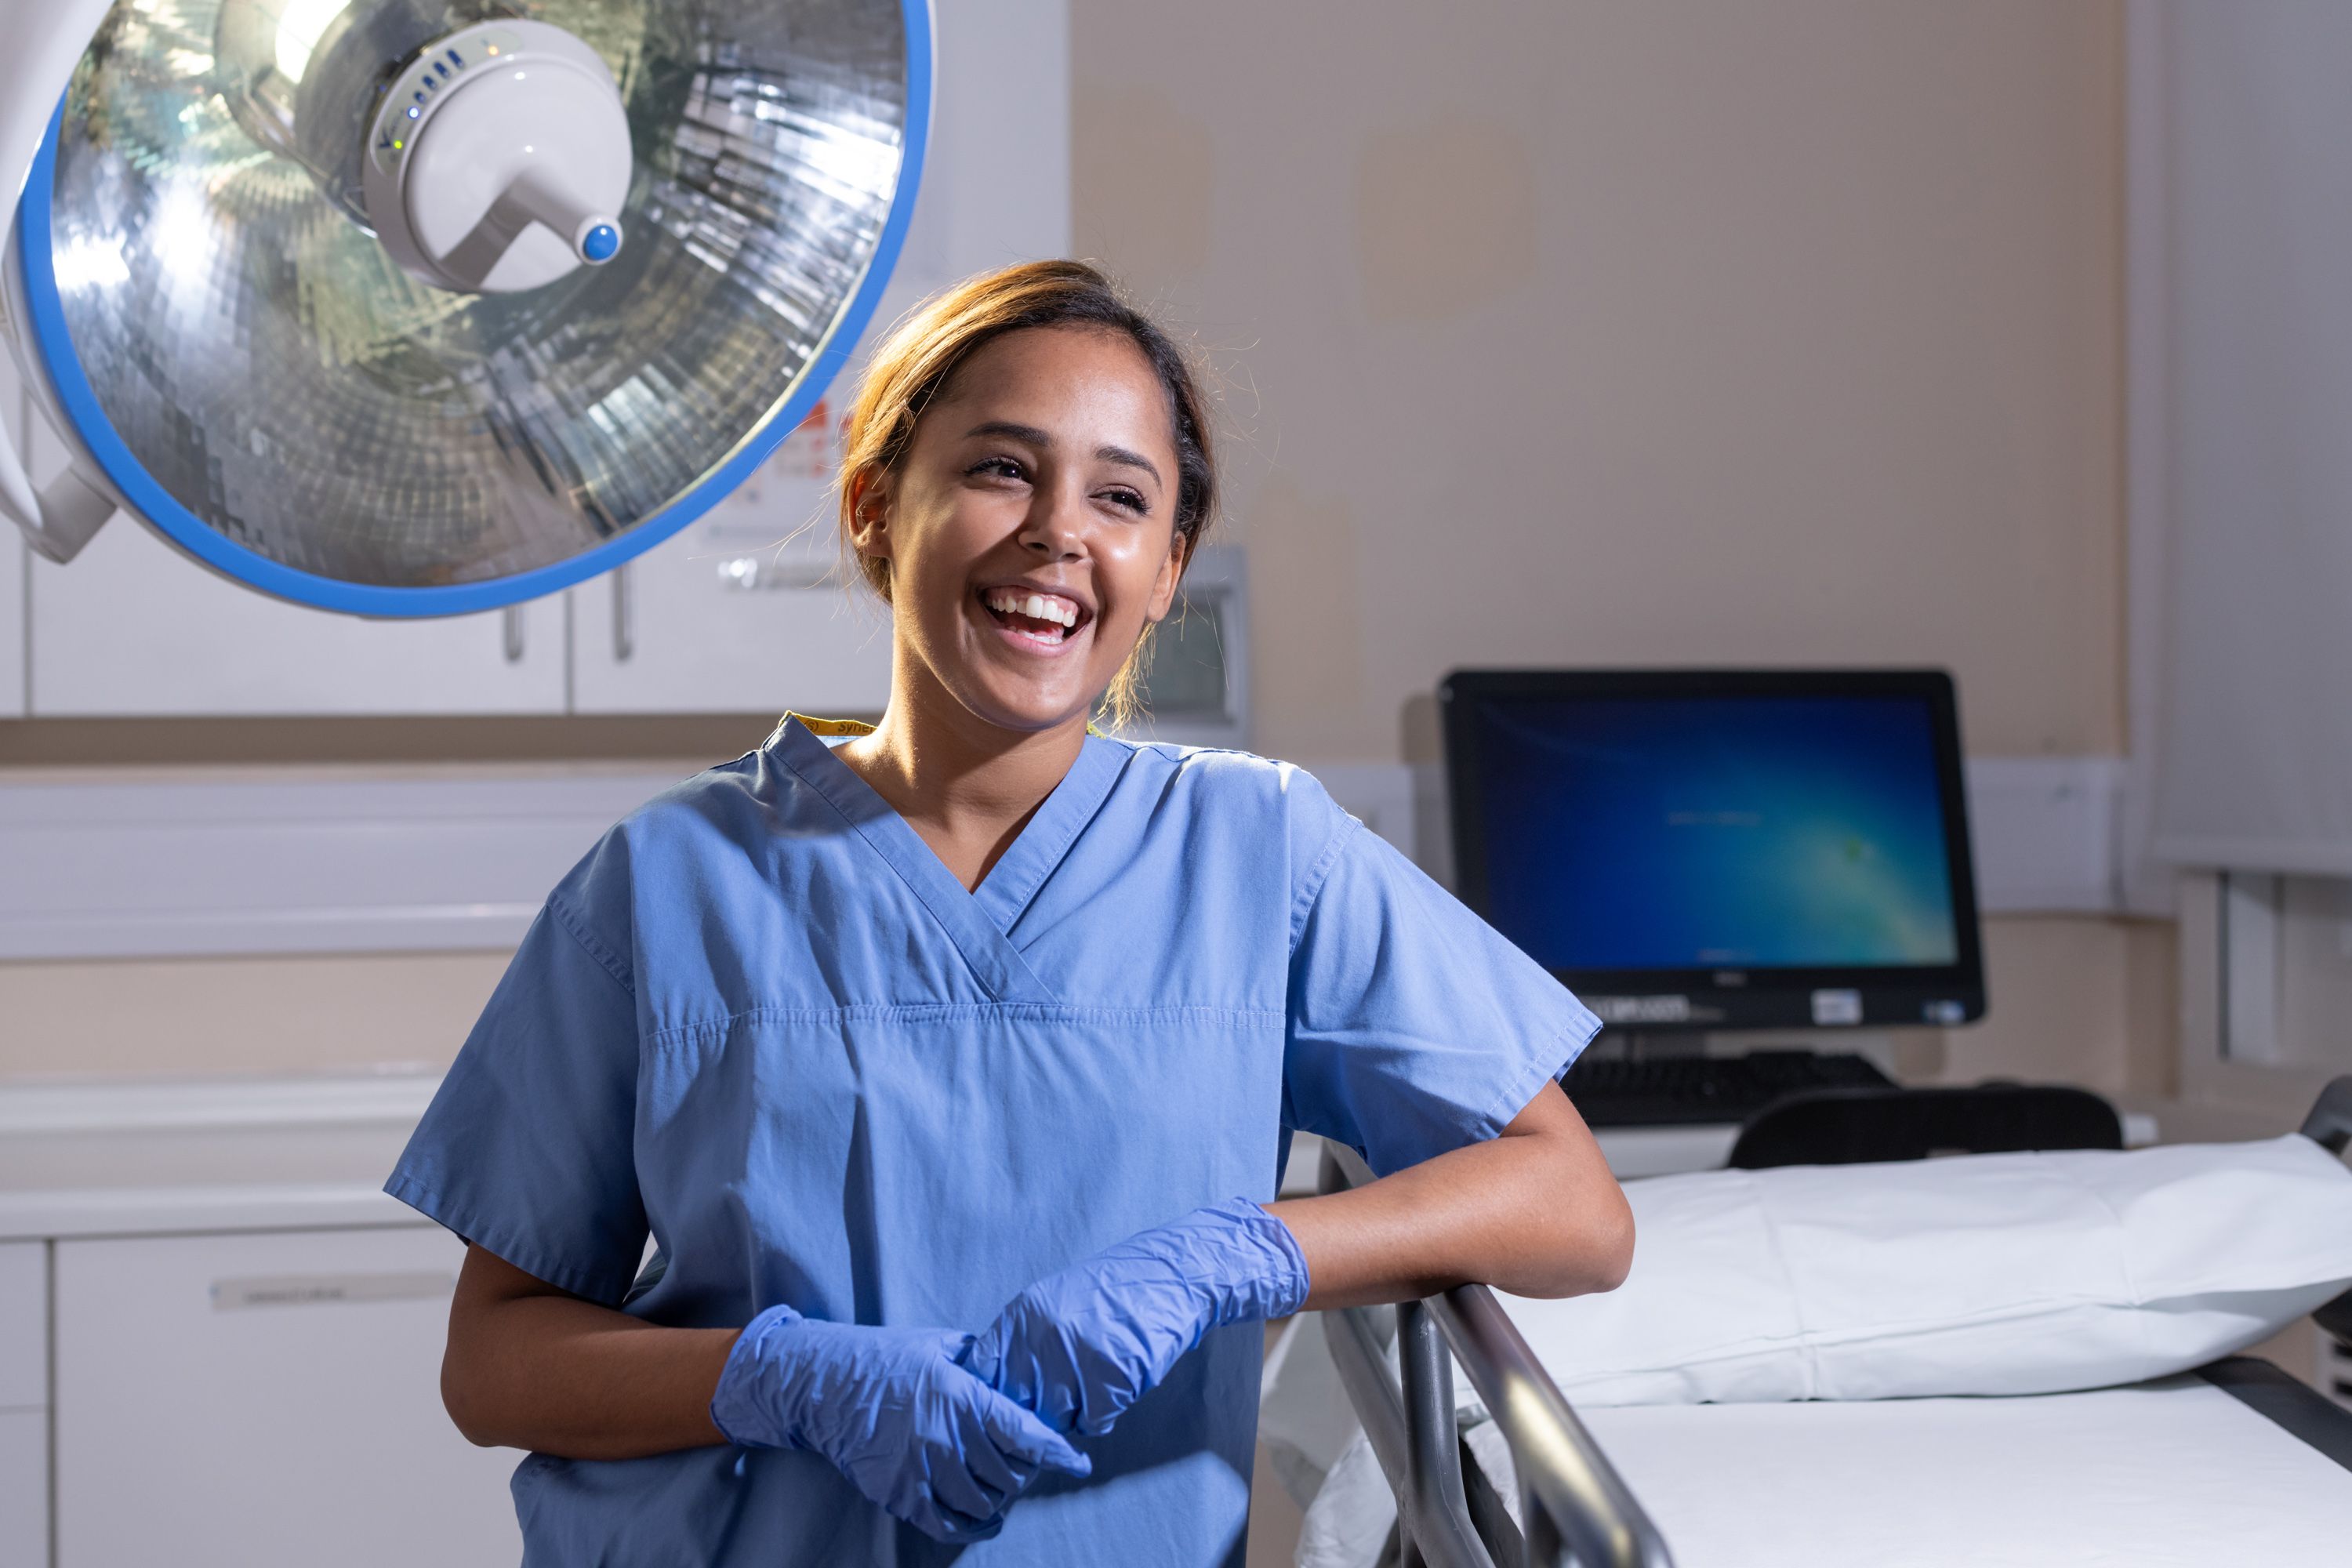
0,0,930,615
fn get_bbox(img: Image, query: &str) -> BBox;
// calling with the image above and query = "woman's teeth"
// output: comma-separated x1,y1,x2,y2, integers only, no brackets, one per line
982,587,1083,641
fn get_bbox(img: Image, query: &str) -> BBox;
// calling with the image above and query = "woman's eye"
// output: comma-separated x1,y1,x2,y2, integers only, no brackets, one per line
970,456,1028,482
1102,488,1147,514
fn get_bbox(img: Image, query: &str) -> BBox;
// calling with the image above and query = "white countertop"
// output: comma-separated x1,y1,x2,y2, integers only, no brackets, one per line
0,1073,439,1241
3,1073,2172,1240
0,1182,421,1241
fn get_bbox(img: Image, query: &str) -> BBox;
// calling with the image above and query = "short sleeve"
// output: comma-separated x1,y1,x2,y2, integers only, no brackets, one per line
385,857,648,1306
1283,814,1601,1177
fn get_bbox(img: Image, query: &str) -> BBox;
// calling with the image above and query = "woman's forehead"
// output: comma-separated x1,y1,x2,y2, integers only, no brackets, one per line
927,328,1174,456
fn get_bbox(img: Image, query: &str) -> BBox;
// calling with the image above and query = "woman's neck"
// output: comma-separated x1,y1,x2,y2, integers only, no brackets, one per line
834,666,1090,891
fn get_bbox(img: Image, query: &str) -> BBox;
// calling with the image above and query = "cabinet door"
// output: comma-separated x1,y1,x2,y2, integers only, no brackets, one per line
569,0,1070,715
1,347,27,718
0,1241,45,1568
0,1409,45,1568
28,523,568,716
0,1240,44,1410
570,405,895,715
22,389,567,717
55,1226,521,1568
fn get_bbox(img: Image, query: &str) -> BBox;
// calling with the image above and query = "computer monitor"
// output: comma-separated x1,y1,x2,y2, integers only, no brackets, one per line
1127,545,1250,750
1440,669,1985,1033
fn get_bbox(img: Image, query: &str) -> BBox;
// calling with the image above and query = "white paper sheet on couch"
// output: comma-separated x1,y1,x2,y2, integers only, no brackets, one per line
1299,1380,2352,1568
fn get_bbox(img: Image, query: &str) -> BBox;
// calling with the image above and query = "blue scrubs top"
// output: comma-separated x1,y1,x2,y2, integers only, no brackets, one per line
388,717,1598,1567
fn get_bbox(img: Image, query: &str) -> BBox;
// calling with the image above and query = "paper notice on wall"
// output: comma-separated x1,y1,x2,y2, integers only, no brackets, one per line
708,399,840,559
770,398,840,482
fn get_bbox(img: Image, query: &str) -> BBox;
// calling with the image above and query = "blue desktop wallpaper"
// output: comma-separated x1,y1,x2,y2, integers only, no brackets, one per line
1471,695,1960,971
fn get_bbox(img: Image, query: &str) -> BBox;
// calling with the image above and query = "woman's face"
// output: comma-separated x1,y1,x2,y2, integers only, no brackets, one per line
855,325,1187,734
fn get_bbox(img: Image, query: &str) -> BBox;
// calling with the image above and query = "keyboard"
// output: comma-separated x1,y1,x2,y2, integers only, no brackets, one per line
1563,1048,1894,1127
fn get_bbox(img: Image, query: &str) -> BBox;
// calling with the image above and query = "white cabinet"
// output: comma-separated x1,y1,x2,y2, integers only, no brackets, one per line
1,351,27,719
9,0,1068,721
570,423,896,714
19,332,568,715
27,517,568,717
0,1240,43,1410
53,1225,521,1568
571,0,1070,715
1,1240,49,1568
0,533,20,724
0,1410,45,1568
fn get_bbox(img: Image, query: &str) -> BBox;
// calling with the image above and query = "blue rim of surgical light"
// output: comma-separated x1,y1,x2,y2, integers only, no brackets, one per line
13,0,931,618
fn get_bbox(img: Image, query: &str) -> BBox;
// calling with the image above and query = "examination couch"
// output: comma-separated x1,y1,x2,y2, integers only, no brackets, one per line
1285,1079,2352,1568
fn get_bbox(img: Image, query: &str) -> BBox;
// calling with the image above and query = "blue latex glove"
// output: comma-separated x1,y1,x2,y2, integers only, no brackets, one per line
964,1198,1311,1436
710,1304,1091,1542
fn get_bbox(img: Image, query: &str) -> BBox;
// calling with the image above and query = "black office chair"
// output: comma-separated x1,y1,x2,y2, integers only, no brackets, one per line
1727,1082,2125,1169
2303,1079,2352,1356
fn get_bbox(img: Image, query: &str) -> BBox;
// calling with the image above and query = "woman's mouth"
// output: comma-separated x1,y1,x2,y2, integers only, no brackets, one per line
978,586,1090,648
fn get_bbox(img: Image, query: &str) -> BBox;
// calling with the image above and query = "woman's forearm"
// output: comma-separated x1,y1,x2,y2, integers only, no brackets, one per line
441,1082,1627,1455
1269,1080,1632,1310
443,1245,740,1460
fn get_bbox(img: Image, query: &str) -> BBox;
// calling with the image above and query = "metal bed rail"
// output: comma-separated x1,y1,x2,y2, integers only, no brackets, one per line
1316,1143,1675,1568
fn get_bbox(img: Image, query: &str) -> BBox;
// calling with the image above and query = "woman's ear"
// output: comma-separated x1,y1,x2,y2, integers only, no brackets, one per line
1143,532,1190,624
845,471,893,562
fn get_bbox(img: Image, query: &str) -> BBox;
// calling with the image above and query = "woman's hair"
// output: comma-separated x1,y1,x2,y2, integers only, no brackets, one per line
837,260,1218,725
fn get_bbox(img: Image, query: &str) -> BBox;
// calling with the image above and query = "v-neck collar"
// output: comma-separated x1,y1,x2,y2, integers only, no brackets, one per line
768,717,1126,1004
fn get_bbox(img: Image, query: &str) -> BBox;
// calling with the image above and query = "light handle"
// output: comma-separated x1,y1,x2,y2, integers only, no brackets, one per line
0,414,109,562
0,0,121,561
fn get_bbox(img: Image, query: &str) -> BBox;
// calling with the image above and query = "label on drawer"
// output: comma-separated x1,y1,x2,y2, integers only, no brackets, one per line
211,1271,455,1311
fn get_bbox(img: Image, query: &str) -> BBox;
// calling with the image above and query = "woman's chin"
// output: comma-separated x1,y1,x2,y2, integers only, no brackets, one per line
952,675,1101,737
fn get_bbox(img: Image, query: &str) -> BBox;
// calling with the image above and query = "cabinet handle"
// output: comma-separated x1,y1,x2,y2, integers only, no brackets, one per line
613,561,635,663
502,605,526,663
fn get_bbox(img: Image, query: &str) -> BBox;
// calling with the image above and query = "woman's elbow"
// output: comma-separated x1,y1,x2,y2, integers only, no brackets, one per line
1585,1191,1635,1293
1519,1185,1635,1299
440,1344,502,1448
439,1298,526,1449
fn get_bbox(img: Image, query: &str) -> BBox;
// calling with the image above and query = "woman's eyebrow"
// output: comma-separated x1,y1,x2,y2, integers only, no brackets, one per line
964,421,1163,485
965,419,1053,447
1095,444,1163,485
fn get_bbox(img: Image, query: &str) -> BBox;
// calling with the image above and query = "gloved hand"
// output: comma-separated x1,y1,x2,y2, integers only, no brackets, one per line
710,1304,1091,1542
964,1198,1311,1436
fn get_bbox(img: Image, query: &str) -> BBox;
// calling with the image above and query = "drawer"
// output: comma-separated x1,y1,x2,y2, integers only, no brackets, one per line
0,1406,48,1566
0,1242,45,1408
55,1225,517,1567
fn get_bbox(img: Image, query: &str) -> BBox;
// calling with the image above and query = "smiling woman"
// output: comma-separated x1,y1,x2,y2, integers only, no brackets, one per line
393,260,1630,1568
836,259,1218,732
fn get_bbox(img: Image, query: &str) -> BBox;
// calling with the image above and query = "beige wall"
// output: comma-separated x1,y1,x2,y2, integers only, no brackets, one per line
2,1,2160,1091
1075,0,2124,762
1075,0,2161,1094
0,952,510,1081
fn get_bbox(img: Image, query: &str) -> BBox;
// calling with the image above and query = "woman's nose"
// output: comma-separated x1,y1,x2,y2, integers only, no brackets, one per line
1018,488,1085,560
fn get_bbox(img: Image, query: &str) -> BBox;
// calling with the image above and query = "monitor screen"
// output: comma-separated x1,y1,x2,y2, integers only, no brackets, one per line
1443,670,1984,1032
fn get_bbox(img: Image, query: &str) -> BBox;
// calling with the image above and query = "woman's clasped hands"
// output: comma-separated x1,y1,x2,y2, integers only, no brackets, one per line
708,1305,1089,1542
961,1198,1311,1436
711,1200,1308,1541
